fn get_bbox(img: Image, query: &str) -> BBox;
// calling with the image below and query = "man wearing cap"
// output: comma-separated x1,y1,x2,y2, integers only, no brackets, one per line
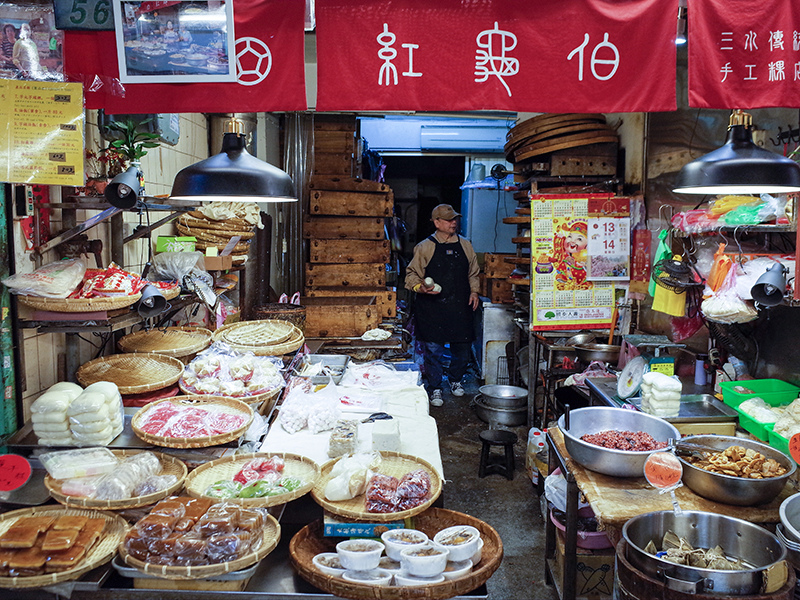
406,204,480,406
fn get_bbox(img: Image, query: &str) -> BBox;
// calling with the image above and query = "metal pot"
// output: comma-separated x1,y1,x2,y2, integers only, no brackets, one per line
557,407,679,477
623,510,787,595
778,492,800,570
478,385,528,408
573,343,620,364
472,395,527,427
677,435,795,506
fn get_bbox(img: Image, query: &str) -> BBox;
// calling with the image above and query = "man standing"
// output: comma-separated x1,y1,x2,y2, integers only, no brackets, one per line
406,204,480,406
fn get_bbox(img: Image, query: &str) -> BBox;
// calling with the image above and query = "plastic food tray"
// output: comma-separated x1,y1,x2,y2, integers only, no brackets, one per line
769,428,792,459
301,354,350,385
720,379,800,409
735,407,775,442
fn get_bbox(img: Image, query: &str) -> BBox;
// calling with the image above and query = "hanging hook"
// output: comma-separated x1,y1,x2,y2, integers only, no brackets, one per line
733,225,747,272
770,126,783,147
658,204,674,230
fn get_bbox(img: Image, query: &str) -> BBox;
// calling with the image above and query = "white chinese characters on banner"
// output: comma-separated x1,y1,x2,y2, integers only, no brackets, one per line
474,22,519,96
377,23,422,85
717,27,800,83
586,217,630,281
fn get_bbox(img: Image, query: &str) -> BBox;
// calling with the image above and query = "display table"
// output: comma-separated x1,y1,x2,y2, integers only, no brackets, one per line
545,426,796,600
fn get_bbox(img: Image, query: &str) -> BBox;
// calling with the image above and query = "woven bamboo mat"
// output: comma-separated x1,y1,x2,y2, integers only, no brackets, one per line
76,353,185,394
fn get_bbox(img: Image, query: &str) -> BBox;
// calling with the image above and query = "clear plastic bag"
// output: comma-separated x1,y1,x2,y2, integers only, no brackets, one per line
701,267,758,324
2,257,87,298
150,251,205,282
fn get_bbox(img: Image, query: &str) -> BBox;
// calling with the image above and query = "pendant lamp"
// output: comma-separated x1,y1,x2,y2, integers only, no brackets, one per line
673,110,800,195
170,119,296,202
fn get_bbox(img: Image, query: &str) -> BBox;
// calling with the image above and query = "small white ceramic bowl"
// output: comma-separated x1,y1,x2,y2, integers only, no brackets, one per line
381,528,429,561
394,572,445,586
342,569,393,586
336,539,384,571
442,559,473,580
433,525,481,562
399,545,449,577
312,552,345,577
470,538,485,566
378,556,402,573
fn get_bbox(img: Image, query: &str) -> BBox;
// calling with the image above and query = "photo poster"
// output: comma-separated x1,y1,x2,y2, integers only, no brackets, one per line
114,0,236,83
0,2,63,82
530,193,628,331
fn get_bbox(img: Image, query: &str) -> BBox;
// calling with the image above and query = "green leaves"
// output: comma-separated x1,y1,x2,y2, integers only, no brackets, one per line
105,117,161,162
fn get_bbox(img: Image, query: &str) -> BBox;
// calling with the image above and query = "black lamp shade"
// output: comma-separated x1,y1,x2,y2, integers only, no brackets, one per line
170,133,296,202
673,124,800,195
104,166,142,209
751,262,788,306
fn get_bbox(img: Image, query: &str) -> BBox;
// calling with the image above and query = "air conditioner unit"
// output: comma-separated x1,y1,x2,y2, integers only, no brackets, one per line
420,126,507,151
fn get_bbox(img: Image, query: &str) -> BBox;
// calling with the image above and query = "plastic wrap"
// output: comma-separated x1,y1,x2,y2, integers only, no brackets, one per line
133,474,178,497
93,452,163,500
324,452,381,501
181,343,285,399
396,469,431,499
278,401,309,434
327,419,359,457
137,402,248,439
2,257,87,298
701,267,758,324
40,448,118,480
365,474,398,504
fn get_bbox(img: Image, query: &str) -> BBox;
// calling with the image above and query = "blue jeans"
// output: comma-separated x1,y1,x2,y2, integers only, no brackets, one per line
422,341,471,393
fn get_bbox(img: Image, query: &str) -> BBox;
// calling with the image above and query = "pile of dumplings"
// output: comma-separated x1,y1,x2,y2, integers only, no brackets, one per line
30,381,123,446
645,530,744,570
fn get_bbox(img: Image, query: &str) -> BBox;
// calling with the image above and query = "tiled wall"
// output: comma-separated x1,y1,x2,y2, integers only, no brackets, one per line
18,112,210,418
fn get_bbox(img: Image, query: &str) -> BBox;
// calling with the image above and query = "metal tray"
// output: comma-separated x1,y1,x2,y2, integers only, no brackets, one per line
297,354,350,385
629,394,738,423
112,556,257,581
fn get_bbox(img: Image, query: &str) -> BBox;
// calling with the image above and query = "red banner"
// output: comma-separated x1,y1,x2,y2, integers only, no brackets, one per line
63,1,307,113
689,0,800,109
315,0,677,113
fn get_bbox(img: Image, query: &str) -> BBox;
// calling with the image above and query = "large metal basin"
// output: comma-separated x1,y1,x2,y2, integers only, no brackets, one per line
677,435,794,506
472,395,527,427
778,492,800,570
479,384,528,408
557,407,680,477
573,343,620,364
623,510,787,595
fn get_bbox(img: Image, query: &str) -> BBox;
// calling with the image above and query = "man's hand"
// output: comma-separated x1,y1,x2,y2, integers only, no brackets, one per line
469,292,480,310
417,281,440,294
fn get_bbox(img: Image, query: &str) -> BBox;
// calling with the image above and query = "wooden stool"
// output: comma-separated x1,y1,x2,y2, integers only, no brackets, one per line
478,429,517,480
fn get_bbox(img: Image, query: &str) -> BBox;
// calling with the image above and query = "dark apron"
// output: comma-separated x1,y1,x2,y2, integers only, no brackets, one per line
414,235,474,344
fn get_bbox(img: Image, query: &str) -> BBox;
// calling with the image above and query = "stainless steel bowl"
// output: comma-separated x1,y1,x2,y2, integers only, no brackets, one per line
778,492,800,570
566,332,597,347
573,343,620,364
623,510,787,595
557,407,680,477
677,435,795,506
478,384,528,408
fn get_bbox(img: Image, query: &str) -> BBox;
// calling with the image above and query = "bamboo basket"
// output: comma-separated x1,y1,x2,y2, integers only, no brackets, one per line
310,452,442,522
17,293,142,313
76,353,185,394
253,303,306,333
0,506,129,589
184,452,320,507
181,213,255,231
131,395,253,449
178,381,281,416
177,223,256,241
161,287,181,301
289,508,503,600
227,328,304,356
119,513,280,580
45,450,188,510
118,327,213,362
212,319,295,345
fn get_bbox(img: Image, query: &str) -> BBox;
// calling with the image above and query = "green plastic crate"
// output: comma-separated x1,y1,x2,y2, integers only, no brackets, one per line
735,407,775,442
720,379,800,409
769,428,792,459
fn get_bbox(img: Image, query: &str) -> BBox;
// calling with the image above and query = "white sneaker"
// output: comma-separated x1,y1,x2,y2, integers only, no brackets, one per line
430,389,443,406
450,381,465,397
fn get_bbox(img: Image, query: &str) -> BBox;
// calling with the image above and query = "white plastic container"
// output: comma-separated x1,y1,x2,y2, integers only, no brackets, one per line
394,572,445,586
335,539,384,571
433,525,481,562
40,447,118,480
399,545,449,577
341,569,393,586
381,529,429,561
442,559,473,580
312,552,346,577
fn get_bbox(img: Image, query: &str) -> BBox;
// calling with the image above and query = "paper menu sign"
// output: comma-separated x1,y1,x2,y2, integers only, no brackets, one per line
0,80,84,186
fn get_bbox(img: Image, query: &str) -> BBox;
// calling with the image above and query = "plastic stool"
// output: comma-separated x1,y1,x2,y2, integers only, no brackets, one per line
478,429,517,480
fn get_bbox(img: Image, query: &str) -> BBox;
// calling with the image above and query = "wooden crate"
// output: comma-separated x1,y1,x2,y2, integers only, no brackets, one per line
314,130,355,154
309,176,390,194
313,153,353,177
303,216,386,240
484,253,517,279
301,296,380,337
304,286,396,318
488,278,514,304
310,190,393,217
309,239,390,264
305,263,386,288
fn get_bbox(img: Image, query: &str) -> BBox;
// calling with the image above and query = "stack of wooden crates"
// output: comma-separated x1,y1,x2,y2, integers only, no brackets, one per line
481,253,515,304
302,116,396,338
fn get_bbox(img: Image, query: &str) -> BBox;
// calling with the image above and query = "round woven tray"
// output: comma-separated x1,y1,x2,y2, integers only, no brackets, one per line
213,319,294,346
161,286,181,301
182,213,255,231
178,382,281,416
44,450,188,510
289,508,503,600
0,506,129,589
184,452,320,507
118,327,213,359
311,452,442,522
253,303,306,333
131,395,254,449
17,293,142,313
227,328,304,356
177,223,256,242
119,513,280,580
195,240,251,254
76,353,185,394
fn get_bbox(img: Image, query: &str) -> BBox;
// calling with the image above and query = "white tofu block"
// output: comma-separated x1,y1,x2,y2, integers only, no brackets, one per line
371,418,401,452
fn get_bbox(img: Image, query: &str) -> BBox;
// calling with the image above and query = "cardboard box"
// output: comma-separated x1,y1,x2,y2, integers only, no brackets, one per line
553,532,614,600
323,512,407,537
204,255,233,271
156,236,196,253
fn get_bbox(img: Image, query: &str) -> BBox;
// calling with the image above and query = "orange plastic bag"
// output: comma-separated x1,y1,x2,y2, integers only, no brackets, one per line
707,243,733,293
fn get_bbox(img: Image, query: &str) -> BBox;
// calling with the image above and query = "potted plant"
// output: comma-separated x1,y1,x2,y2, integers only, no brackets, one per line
102,116,161,176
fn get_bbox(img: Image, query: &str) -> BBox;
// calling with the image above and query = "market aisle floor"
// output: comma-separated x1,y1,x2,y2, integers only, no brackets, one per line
432,376,558,600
